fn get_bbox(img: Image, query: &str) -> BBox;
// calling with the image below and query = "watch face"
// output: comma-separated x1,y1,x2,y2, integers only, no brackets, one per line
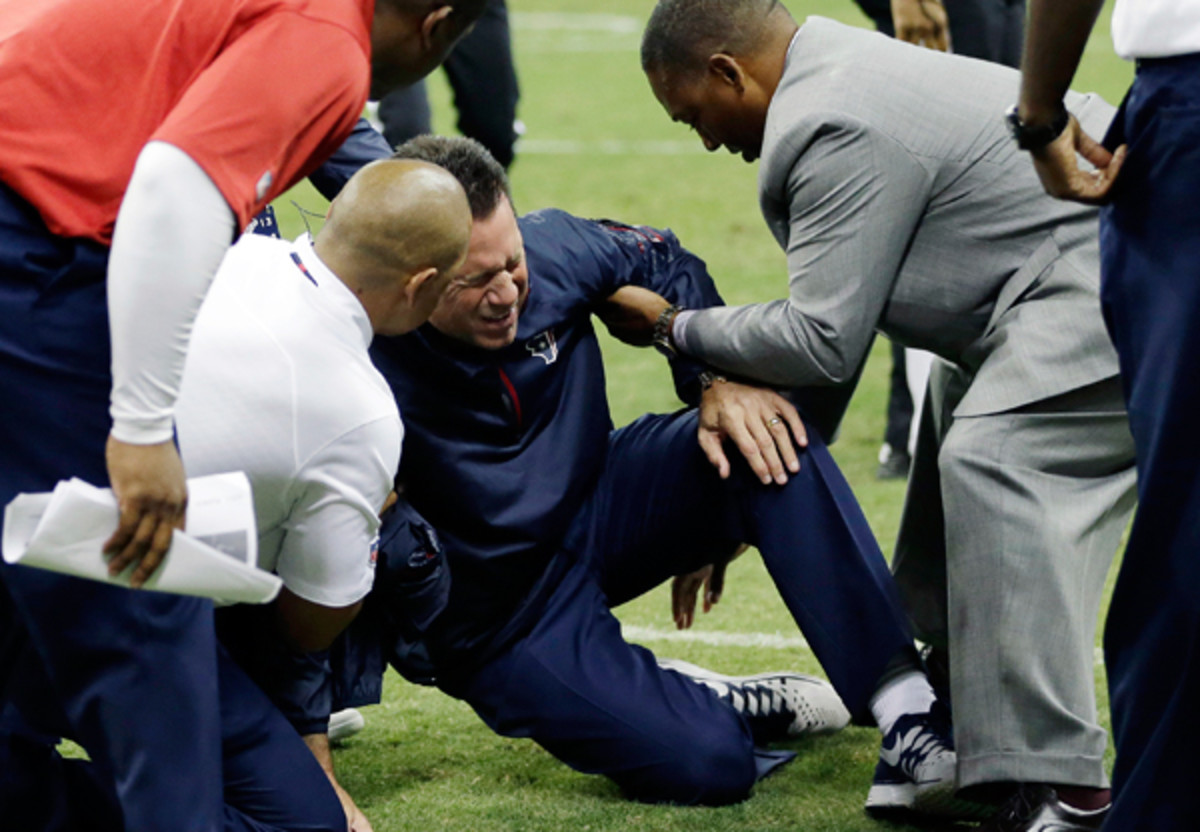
653,304,680,357
1006,105,1069,150
1005,106,1022,138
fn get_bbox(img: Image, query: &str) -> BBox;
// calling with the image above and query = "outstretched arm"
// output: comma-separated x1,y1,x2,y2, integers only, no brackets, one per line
551,213,723,403
599,285,810,483
676,120,929,388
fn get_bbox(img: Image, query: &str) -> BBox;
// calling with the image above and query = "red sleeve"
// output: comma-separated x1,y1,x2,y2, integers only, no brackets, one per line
152,10,369,231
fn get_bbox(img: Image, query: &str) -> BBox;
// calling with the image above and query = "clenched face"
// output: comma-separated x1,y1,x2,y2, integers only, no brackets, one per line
648,63,768,162
428,196,529,350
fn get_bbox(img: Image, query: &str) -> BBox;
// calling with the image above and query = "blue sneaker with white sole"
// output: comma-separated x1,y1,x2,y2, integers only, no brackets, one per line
657,657,850,744
864,701,989,820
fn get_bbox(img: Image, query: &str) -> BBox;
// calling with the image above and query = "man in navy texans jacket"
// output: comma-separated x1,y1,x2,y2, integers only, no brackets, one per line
317,135,968,815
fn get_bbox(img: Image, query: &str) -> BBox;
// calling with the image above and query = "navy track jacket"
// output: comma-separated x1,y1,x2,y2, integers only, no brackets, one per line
369,209,724,667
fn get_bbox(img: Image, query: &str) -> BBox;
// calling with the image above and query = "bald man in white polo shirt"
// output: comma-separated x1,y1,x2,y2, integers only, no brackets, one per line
175,158,470,831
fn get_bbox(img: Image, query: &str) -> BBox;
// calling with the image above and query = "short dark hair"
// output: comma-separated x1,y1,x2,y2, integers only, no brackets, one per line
391,135,512,220
641,0,781,77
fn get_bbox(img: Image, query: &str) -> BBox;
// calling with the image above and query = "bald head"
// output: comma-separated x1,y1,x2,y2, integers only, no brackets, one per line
315,159,471,335
320,159,470,287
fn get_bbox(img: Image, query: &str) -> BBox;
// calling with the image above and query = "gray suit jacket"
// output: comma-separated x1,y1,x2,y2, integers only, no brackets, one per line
682,17,1119,417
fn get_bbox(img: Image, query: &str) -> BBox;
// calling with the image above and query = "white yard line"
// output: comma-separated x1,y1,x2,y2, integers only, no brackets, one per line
622,624,812,651
511,12,640,34
624,625,1109,670
511,11,640,52
514,138,703,155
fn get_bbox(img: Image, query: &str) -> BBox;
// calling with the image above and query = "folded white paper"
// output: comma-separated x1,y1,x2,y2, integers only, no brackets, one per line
2,472,281,605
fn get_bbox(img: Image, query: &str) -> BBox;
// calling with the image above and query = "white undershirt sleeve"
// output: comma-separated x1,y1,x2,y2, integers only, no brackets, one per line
108,141,237,444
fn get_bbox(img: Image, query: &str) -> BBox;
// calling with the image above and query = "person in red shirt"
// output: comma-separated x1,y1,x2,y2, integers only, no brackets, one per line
0,1,484,830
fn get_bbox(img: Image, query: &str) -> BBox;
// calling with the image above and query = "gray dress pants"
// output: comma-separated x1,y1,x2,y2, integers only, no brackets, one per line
892,362,1136,789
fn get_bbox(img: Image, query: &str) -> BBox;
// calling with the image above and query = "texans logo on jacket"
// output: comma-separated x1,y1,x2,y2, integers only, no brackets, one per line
526,329,559,365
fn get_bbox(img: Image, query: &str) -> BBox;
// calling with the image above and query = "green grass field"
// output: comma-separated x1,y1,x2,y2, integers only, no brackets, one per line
271,2,1135,828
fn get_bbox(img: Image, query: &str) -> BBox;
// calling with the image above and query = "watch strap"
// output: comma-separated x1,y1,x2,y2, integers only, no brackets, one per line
1006,104,1070,152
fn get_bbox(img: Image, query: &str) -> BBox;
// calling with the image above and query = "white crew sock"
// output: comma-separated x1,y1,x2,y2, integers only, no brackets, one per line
869,670,937,735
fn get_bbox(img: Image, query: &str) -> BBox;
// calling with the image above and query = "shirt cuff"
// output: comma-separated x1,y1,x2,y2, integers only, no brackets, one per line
672,309,698,354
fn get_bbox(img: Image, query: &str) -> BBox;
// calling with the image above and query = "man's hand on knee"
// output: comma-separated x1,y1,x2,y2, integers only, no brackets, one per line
699,380,807,484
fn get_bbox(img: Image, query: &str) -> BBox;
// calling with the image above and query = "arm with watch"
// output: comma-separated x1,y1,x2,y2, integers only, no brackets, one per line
599,283,808,633
578,218,723,405
1011,0,1126,203
598,285,808,487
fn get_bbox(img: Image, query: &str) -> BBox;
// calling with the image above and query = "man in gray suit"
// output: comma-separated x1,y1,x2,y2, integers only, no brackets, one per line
639,1,1135,829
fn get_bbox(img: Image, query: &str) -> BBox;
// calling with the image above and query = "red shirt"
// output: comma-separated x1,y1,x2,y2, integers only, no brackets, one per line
0,0,373,243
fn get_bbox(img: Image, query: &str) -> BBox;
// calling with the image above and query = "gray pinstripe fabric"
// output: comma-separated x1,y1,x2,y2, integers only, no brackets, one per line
680,18,1137,790
684,17,1120,418
894,365,1135,788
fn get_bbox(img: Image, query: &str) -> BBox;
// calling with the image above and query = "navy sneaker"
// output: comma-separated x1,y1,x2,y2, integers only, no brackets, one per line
657,658,850,744
865,701,987,819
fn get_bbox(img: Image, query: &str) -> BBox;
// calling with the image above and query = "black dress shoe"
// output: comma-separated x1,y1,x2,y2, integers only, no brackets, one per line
981,785,1108,832
876,446,912,480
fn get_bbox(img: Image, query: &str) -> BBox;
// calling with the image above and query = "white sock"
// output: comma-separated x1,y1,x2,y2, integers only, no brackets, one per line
869,670,937,735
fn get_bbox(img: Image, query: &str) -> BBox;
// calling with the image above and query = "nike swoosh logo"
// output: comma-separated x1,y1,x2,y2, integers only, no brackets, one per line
879,725,920,768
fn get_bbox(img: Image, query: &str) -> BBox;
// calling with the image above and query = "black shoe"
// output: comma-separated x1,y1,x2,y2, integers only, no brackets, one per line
657,658,850,744
919,643,952,709
876,445,912,480
981,785,1108,832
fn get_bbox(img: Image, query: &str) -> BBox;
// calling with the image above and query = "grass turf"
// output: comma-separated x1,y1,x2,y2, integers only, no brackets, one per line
266,1,1134,828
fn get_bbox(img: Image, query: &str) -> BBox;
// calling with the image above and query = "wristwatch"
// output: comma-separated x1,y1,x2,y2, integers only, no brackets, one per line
1005,104,1070,152
653,303,682,358
697,370,727,391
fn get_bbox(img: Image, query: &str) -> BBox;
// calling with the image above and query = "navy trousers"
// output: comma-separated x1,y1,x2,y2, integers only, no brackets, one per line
1100,54,1200,832
1,641,346,832
0,184,342,831
439,409,915,804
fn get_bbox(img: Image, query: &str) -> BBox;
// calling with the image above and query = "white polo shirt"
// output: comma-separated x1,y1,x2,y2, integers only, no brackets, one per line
1113,0,1200,59
176,233,401,607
